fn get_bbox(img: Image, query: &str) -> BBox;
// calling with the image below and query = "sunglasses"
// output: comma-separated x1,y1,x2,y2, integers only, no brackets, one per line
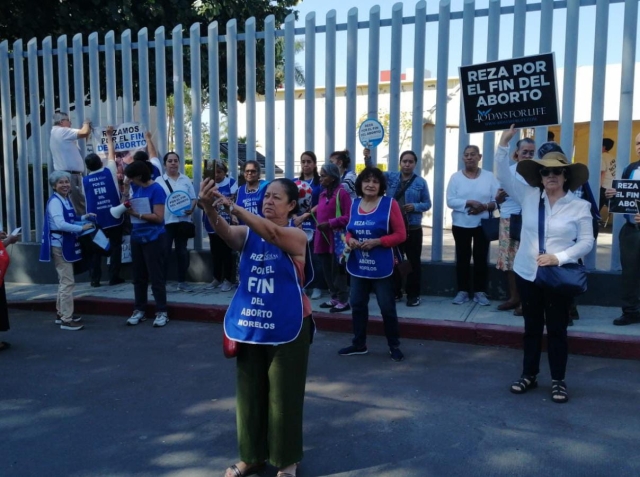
244,169,257,174
539,167,565,177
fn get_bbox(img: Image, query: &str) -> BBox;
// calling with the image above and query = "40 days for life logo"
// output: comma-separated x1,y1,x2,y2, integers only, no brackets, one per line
460,53,559,134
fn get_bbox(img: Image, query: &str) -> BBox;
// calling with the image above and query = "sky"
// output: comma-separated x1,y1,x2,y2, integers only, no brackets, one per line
289,0,638,87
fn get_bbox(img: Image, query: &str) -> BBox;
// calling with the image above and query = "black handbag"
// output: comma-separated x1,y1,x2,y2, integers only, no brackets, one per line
533,196,587,296
509,213,522,241
481,210,500,241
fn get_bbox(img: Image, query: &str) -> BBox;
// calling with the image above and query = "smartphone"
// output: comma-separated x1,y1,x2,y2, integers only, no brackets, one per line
203,160,216,181
10,227,21,236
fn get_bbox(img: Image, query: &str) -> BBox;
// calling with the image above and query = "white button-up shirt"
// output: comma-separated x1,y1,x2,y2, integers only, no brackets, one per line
495,145,595,282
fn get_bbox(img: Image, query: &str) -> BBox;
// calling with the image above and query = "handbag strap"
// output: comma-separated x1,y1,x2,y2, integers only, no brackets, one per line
162,175,174,194
335,188,342,218
538,195,546,254
394,174,417,202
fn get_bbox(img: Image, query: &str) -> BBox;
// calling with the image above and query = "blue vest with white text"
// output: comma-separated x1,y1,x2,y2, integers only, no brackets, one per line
83,170,123,229
39,194,82,263
346,196,394,279
235,181,266,225
224,229,304,345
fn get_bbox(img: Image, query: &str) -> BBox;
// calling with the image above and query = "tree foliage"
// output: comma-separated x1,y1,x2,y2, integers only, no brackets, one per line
0,0,301,108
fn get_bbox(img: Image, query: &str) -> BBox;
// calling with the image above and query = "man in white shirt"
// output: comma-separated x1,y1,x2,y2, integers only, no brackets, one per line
50,112,92,215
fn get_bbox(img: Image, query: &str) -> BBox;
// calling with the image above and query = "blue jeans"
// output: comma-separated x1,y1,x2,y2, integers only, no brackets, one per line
349,275,400,349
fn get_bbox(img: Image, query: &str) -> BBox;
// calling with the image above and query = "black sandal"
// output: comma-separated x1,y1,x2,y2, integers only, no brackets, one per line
510,375,538,394
551,380,569,403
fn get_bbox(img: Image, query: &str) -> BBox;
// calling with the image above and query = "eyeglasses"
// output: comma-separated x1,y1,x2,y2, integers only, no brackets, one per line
539,168,564,177
244,169,257,174
319,173,327,178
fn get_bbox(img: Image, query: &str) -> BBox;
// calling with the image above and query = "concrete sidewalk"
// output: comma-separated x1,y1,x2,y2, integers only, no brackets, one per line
6,278,640,361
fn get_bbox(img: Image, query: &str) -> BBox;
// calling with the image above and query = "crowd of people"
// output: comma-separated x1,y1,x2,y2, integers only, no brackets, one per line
3,111,639,475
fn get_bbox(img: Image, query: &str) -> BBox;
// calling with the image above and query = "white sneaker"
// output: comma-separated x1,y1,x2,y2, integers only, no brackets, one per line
204,279,221,290
310,288,322,300
177,282,195,292
473,292,491,306
153,312,169,327
127,310,146,326
452,291,470,305
220,280,234,292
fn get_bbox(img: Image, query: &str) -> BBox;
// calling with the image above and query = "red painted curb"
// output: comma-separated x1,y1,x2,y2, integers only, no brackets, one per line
10,297,640,361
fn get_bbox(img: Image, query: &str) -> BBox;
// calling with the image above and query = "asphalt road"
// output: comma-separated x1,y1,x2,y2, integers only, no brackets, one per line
2,309,640,477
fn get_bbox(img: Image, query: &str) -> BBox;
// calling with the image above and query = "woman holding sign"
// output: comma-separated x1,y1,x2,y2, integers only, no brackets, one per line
123,161,169,328
496,126,593,404
199,177,311,477
159,151,197,293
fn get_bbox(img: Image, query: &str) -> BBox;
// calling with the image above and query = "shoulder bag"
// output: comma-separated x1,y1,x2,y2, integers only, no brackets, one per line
481,208,500,241
533,195,587,296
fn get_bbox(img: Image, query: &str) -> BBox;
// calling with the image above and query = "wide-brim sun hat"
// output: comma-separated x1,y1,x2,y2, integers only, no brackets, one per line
516,152,589,192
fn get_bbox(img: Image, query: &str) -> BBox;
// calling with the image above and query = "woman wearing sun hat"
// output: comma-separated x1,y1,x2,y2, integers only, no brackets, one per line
496,125,595,404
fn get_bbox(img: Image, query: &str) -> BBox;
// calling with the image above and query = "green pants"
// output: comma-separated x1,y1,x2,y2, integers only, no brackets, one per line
236,317,312,468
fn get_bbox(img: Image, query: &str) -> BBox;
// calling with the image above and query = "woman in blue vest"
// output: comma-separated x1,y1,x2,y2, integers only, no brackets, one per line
123,161,168,328
40,171,96,330
202,160,238,292
83,125,125,287
339,167,407,361
199,177,311,477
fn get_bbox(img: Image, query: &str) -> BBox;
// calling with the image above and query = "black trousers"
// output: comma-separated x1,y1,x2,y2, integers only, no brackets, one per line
394,227,423,299
620,223,640,316
131,235,167,312
164,223,190,283
208,233,235,283
516,274,572,381
452,225,489,293
90,225,123,283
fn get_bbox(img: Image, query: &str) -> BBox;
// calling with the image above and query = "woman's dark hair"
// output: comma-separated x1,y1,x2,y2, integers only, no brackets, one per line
463,145,481,155
330,150,351,170
133,150,149,162
269,178,300,217
84,153,103,172
399,150,418,163
163,151,180,165
124,160,152,182
355,167,387,197
299,151,320,186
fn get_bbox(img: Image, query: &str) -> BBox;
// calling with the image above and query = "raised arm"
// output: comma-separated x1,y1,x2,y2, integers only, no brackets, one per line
145,131,159,160
199,178,306,259
77,119,92,139
495,125,529,203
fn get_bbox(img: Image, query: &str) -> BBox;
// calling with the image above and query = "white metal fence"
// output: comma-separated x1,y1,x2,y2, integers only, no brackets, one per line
0,0,637,269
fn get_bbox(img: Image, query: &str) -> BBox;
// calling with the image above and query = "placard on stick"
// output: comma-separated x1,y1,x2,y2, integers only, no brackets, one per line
358,119,385,148
459,53,559,134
